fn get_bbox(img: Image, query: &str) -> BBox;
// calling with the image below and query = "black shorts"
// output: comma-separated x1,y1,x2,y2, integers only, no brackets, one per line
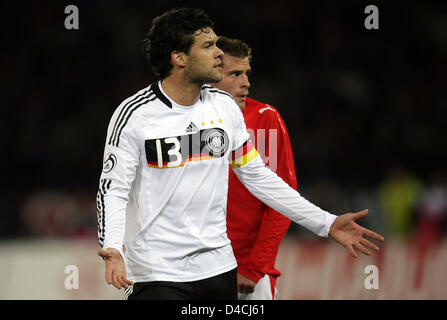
126,268,237,300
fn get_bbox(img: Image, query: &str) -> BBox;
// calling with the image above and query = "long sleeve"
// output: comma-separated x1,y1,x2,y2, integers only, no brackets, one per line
229,100,336,237
232,154,337,237
96,107,140,260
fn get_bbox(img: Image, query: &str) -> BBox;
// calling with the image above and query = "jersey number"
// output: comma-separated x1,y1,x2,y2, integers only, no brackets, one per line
145,128,229,169
156,137,182,168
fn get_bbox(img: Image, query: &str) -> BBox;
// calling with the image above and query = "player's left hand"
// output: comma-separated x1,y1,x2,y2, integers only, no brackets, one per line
329,209,384,258
98,248,134,289
237,273,257,294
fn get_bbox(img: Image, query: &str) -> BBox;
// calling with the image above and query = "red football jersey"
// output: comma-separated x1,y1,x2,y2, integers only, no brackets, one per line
227,97,298,295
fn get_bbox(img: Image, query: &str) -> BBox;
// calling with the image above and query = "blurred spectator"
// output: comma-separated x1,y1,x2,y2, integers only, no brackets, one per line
378,167,423,238
0,2,446,239
19,191,97,238
0,193,16,238
415,171,447,245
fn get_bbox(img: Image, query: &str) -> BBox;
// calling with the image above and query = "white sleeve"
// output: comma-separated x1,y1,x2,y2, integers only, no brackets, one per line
96,110,140,260
230,99,250,151
232,155,337,237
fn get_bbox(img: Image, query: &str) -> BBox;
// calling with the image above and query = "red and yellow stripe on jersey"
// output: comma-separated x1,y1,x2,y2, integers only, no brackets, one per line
147,153,214,168
230,140,258,168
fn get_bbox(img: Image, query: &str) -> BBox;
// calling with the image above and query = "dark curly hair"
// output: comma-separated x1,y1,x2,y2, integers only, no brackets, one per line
216,36,252,62
142,7,214,80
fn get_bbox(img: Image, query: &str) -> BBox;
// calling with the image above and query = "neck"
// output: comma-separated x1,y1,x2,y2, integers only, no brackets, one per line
161,74,202,106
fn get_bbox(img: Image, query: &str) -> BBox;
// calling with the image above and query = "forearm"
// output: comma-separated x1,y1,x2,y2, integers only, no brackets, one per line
239,209,291,282
97,183,127,259
97,136,139,259
251,207,291,260
103,194,127,250
233,156,337,237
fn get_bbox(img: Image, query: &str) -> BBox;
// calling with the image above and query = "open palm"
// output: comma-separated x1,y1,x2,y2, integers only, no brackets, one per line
329,209,384,258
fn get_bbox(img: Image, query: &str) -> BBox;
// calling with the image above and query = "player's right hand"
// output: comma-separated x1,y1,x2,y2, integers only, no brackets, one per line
98,248,134,289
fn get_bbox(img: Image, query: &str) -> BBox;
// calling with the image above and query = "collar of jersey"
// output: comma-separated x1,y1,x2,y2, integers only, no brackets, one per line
157,81,202,113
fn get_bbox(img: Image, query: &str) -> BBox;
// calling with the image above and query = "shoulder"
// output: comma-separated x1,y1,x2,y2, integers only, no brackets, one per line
112,83,156,117
245,97,291,132
117,84,156,109
201,85,242,118
106,83,162,146
245,97,280,117
201,85,235,104
112,82,171,120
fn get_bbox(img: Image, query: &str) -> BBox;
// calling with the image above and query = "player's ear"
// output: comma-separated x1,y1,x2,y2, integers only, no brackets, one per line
171,50,186,68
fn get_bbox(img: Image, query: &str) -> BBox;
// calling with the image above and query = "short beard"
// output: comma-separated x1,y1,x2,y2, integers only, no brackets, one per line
191,71,222,85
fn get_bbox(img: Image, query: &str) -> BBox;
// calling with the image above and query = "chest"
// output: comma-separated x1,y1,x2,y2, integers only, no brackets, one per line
139,107,234,169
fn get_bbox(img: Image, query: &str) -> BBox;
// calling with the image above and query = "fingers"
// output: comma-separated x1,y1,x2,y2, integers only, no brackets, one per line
347,245,358,258
353,209,369,220
119,275,134,288
101,251,133,289
105,261,113,285
351,209,385,242
108,269,134,289
112,273,121,289
123,277,134,286
353,242,372,256
360,238,380,252
361,227,385,242
238,283,255,295
111,272,131,289
347,237,383,258
237,274,256,295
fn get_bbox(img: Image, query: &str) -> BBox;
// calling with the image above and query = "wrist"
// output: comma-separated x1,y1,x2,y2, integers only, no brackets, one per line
237,264,263,284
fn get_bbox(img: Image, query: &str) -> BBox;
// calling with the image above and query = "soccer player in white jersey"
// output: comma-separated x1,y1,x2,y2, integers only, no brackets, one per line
96,7,384,300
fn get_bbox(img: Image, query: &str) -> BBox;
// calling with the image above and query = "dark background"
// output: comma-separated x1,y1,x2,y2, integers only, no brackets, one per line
1,1,446,239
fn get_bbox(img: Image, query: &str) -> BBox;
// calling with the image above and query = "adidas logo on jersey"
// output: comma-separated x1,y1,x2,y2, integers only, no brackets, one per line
185,122,199,133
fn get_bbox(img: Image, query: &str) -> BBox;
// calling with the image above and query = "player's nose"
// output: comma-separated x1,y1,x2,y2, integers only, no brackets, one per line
242,75,250,89
215,46,224,60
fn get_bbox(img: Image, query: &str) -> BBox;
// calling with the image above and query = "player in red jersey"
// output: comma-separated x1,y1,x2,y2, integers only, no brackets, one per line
212,37,298,299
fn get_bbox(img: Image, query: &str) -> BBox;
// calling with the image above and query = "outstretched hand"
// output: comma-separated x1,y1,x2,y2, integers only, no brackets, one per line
98,248,134,289
329,209,384,258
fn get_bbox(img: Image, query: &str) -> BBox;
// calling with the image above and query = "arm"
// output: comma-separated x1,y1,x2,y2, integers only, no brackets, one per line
233,154,384,258
230,101,334,236
232,152,336,237
96,110,140,289
237,208,291,293
237,110,296,286
229,100,384,260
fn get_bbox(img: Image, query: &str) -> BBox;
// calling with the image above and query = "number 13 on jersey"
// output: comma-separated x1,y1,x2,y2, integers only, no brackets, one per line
146,128,229,169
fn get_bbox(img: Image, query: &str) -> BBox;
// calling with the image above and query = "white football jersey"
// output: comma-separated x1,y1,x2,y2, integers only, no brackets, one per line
97,81,337,283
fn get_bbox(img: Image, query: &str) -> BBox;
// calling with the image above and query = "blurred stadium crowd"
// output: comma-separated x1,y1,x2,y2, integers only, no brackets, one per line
1,1,446,245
